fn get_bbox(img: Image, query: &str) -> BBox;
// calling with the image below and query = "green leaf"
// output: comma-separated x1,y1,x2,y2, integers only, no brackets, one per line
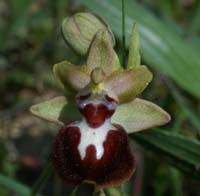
133,129,200,179
87,30,120,75
105,66,152,103
127,23,141,68
30,96,81,126
80,0,200,99
111,98,170,133
187,2,200,36
167,82,200,136
10,0,33,33
168,167,183,196
0,174,33,196
53,61,90,95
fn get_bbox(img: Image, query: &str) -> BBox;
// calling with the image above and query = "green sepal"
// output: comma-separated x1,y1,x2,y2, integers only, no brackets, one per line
114,53,122,70
53,61,90,95
127,23,141,68
104,66,153,103
62,12,115,56
30,96,81,126
111,98,171,133
87,30,120,76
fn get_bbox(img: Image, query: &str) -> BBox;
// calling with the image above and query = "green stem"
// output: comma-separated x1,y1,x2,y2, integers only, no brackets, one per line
31,161,53,196
120,184,126,196
50,0,59,63
121,0,126,68
93,187,105,196
53,175,62,196
70,186,78,196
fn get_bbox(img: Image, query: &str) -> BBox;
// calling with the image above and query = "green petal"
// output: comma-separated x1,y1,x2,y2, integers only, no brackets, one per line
127,23,141,68
111,98,171,133
30,96,81,126
86,30,119,75
53,61,90,95
104,66,152,103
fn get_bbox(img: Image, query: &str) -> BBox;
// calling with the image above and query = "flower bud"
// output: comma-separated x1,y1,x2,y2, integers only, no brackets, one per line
62,12,115,56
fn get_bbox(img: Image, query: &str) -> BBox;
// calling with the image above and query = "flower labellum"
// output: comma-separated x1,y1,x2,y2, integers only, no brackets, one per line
53,92,135,187
30,12,170,189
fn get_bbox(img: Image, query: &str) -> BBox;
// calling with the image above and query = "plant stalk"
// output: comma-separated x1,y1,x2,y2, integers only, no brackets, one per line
31,161,53,196
122,0,126,68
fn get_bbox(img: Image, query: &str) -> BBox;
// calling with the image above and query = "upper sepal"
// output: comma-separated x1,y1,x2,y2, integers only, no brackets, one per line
104,66,153,103
87,30,121,76
53,61,90,96
111,98,171,133
30,96,81,126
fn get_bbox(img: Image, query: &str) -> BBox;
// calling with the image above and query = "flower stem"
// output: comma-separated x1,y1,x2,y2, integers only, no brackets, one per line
122,0,126,69
93,187,105,196
31,161,53,196
70,186,78,196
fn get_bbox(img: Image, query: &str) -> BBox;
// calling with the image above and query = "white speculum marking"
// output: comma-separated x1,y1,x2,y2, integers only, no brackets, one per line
73,118,116,160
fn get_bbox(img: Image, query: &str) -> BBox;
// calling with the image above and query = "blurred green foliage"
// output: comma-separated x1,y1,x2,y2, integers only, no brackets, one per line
0,0,200,195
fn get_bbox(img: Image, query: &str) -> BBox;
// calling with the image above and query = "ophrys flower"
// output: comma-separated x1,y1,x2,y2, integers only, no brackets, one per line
30,12,170,187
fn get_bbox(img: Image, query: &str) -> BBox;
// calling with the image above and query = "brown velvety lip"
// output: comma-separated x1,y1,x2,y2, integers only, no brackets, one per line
52,123,135,187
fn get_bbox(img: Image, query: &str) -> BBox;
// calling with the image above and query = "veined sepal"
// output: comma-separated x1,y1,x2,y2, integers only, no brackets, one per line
29,96,81,126
29,97,170,133
86,29,121,75
111,98,171,133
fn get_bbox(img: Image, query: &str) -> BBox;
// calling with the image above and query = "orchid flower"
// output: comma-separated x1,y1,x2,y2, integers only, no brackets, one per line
30,13,170,187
